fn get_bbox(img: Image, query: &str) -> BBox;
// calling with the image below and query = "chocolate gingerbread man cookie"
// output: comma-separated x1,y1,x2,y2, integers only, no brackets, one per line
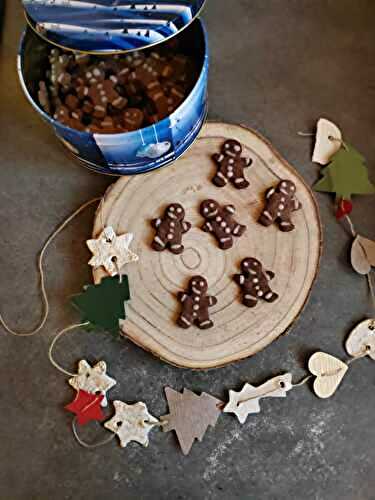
151,203,191,254
212,140,252,189
258,180,302,232
200,200,246,250
234,258,278,308
177,276,217,330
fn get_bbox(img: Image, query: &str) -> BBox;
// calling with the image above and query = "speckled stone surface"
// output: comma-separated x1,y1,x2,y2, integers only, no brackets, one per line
1,1,375,499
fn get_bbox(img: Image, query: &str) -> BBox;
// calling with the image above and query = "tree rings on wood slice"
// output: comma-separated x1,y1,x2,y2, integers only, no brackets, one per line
92,122,322,370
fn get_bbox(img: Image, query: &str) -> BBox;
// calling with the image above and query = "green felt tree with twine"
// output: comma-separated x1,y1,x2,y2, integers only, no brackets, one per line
71,275,130,334
314,144,375,218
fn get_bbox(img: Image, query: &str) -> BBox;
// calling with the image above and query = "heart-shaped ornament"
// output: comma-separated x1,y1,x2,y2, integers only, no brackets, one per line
308,352,348,399
351,235,375,275
312,118,343,165
346,319,375,360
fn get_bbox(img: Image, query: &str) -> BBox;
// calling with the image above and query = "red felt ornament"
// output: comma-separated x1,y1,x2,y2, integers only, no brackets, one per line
65,389,105,425
336,199,353,220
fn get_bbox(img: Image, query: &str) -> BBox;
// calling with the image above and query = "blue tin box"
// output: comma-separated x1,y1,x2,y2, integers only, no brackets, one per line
18,1,208,175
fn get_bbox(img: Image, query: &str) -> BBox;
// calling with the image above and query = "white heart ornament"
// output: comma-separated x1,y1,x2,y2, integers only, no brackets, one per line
312,118,343,165
346,319,375,361
308,352,348,399
351,236,372,275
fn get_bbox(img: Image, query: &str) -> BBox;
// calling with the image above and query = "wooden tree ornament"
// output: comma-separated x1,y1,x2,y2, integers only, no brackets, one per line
160,387,222,455
92,122,322,369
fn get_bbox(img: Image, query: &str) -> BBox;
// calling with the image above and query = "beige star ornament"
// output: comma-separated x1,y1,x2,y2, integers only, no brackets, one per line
69,360,116,407
87,227,139,277
104,401,158,448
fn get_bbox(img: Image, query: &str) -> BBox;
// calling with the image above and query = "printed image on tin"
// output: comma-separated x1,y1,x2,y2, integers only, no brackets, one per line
23,0,206,53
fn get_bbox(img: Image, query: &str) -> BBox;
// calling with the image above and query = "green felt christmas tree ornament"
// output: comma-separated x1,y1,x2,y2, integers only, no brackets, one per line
314,144,375,201
71,275,131,334
312,119,375,219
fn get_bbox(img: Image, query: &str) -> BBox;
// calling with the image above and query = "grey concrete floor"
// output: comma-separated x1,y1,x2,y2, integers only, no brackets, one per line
1,1,375,499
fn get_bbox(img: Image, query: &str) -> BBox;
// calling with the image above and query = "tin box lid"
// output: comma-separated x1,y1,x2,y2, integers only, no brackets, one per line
23,0,206,54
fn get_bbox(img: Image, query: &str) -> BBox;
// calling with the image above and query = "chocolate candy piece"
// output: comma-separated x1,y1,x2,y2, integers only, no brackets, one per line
151,203,191,255
171,54,188,81
200,200,246,250
71,109,83,121
123,108,144,131
177,276,217,330
82,100,94,114
74,53,90,66
111,95,128,110
130,62,158,88
234,258,278,308
92,105,107,119
77,85,89,100
65,94,79,111
125,51,146,68
101,116,114,129
212,139,252,189
149,52,174,79
169,84,185,106
54,105,70,122
258,180,302,232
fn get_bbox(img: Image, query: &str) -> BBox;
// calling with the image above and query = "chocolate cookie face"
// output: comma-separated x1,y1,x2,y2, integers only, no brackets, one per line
212,139,252,190
258,180,302,232
177,276,217,330
200,200,246,250
234,258,279,308
151,203,191,255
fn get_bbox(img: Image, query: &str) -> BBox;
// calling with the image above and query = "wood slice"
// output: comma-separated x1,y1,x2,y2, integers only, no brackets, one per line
92,122,322,370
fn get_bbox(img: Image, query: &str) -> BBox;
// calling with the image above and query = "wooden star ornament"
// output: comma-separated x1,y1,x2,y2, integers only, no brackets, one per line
224,373,293,424
68,360,116,407
104,401,158,448
65,390,105,425
87,227,139,277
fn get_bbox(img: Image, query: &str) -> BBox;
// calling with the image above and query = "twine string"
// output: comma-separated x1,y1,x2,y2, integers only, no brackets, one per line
344,216,375,314
328,135,349,151
48,322,90,377
0,197,101,337
345,215,357,238
72,418,116,449
236,380,288,407
292,375,313,388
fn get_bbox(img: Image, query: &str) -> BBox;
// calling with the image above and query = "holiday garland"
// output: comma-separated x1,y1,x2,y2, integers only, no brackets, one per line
1,118,374,456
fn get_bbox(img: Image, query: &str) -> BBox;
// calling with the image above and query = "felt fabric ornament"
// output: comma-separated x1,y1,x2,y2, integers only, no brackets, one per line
71,275,130,333
346,320,375,360
308,352,348,399
223,373,293,424
65,390,105,425
87,227,139,277
160,387,222,455
314,144,375,218
104,401,158,448
312,118,343,165
68,360,116,407
351,235,375,275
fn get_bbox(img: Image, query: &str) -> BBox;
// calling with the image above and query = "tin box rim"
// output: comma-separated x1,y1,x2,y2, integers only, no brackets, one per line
23,0,207,55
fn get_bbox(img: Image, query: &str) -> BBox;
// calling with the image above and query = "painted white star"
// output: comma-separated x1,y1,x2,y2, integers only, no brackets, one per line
224,374,293,424
87,227,139,277
104,401,158,448
68,360,116,407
